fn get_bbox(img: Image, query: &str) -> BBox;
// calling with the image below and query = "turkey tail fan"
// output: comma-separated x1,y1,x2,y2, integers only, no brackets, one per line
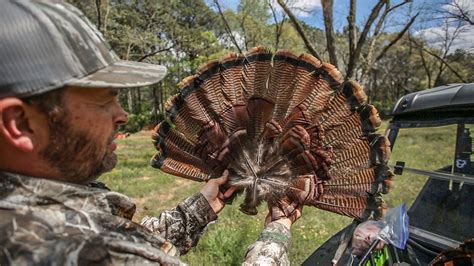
152,47,394,221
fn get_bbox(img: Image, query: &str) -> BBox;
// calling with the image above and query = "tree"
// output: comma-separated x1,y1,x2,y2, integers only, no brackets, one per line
277,0,418,81
412,1,469,87
439,0,474,25
213,0,316,53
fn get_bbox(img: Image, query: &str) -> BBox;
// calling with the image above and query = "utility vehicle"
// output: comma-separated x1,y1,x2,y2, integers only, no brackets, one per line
303,83,474,265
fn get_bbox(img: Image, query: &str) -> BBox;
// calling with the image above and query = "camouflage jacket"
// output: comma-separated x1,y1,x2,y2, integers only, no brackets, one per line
0,172,291,265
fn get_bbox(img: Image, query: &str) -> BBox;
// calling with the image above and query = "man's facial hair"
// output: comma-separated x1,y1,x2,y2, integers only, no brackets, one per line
40,111,117,184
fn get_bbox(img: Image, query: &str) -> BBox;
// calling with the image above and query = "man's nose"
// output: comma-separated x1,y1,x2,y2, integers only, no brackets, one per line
115,105,129,125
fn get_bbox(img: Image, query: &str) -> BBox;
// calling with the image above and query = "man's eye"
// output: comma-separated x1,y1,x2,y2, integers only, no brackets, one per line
99,98,119,108
98,101,110,108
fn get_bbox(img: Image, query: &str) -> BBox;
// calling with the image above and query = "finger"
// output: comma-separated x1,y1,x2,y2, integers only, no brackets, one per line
296,203,303,211
217,192,225,200
223,186,237,198
375,240,385,250
222,169,229,178
352,248,362,256
213,171,230,185
265,212,272,225
294,207,302,218
368,233,379,244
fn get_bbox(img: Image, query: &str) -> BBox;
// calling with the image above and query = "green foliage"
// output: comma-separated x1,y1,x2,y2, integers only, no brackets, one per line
120,113,150,133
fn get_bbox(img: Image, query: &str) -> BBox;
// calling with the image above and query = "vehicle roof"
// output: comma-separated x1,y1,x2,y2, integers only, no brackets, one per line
390,83,474,125
392,83,474,115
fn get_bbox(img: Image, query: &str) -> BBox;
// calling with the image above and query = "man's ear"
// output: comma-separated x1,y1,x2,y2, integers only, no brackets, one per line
0,98,37,152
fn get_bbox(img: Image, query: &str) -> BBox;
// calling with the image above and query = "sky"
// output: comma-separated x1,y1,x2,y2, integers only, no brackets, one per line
210,0,474,53
416,0,474,53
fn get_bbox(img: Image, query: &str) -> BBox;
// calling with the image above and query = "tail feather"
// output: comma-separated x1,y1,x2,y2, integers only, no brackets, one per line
168,104,200,143
241,46,273,99
327,167,375,186
220,103,250,135
324,105,381,149
314,194,368,218
247,97,275,140
309,81,367,132
172,95,212,142
297,80,333,115
238,48,270,102
195,60,228,118
219,53,245,103
151,154,211,182
331,140,371,167
152,122,212,173
267,50,301,122
284,55,326,116
326,165,393,194
315,191,386,220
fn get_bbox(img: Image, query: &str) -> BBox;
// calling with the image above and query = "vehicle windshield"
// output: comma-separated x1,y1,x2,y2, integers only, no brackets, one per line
387,124,474,242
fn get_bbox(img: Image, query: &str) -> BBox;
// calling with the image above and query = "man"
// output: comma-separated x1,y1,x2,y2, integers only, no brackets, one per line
0,1,297,265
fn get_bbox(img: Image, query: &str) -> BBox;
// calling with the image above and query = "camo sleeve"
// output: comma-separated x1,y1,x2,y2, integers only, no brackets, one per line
140,192,217,255
242,222,292,266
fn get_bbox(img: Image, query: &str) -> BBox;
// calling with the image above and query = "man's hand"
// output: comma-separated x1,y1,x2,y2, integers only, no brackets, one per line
200,170,237,214
351,221,385,256
265,198,303,230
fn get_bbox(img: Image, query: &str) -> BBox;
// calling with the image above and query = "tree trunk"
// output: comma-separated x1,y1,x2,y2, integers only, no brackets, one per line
159,84,165,116
346,0,387,79
348,0,356,58
127,89,134,113
152,86,159,121
276,0,322,60
322,0,338,68
135,87,141,112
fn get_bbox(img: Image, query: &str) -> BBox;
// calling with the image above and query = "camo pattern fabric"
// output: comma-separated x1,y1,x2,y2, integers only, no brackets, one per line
0,171,216,265
243,221,292,266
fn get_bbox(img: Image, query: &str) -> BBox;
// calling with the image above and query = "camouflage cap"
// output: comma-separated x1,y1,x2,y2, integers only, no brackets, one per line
0,0,167,98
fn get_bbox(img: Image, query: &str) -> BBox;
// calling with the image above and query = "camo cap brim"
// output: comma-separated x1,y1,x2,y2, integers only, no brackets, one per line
67,61,167,88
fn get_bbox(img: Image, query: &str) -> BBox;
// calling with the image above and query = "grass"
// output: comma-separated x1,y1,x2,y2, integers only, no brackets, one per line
384,124,459,208
99,122,460,265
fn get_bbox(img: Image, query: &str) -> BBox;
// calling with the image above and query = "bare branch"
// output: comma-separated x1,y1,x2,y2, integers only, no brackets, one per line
268,0,286,50
361,1,391,81
374,1,412,38
356,0,387,51
213,0,243,54
375,13,419,62
346,0,387,79
410,37,466,83
239,11,250,51
347,0,356,57
276,0,322,60
95,0,101,31
444,0,474,25
444,20,463,53
138,46,174,62
103,2,110,33
435,20,462,85
321,0,338,67
418,44,432,87
386,1,410,14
